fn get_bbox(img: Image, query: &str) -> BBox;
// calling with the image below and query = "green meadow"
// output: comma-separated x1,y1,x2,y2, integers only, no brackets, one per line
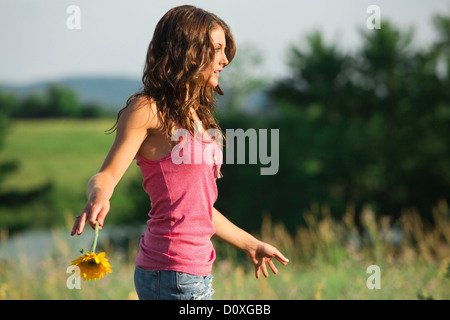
0,119,142,230
0,119,449,300
1,119,115,190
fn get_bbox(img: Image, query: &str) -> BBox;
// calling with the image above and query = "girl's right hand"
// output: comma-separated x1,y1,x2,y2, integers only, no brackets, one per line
70,195,110,236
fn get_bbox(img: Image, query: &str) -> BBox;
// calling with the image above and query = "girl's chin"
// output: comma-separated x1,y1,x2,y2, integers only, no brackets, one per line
205,80,219,88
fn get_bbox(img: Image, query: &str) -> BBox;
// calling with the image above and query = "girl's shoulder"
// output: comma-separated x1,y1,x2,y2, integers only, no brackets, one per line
119,95,162,131
127,94,157,113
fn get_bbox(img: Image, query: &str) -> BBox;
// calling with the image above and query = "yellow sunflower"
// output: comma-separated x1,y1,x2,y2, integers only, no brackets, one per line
71,251,112,281
70,221,112,281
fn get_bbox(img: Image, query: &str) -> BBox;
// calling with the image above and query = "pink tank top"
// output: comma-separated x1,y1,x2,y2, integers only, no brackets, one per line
134,130,222,276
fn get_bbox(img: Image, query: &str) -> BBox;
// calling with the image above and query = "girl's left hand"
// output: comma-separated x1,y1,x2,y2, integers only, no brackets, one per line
246,241,289,279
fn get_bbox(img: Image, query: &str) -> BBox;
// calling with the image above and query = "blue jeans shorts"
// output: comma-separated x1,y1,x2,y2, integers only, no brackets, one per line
134,266,215,300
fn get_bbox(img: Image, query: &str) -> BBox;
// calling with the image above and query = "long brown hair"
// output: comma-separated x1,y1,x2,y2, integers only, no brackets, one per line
108,5,236,138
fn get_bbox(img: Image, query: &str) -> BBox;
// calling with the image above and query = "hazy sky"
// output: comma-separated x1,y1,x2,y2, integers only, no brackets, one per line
0,0,448,85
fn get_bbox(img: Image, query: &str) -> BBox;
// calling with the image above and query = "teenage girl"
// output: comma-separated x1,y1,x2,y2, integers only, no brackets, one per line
71,5,289,300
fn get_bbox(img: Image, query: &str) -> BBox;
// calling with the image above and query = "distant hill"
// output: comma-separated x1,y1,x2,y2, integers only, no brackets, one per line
0,76,273,115
0,77,143,111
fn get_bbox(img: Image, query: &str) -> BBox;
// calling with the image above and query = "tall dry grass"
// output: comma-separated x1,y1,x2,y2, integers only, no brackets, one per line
212,200,450,299
0,201,449,299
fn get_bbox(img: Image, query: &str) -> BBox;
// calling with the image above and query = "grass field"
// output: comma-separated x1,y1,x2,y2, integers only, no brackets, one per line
1,119,116,190
0,119,449,300
1,207,449,300
0,119,142,230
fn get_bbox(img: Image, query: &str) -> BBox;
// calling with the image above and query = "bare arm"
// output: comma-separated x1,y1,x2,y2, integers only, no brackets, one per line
212,207,289,278
71,97,158,236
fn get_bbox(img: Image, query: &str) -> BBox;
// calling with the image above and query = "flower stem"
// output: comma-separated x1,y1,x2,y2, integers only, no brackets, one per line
91,221,99,253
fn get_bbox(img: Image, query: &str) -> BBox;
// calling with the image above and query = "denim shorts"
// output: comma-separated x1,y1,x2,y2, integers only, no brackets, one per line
134,266,215,300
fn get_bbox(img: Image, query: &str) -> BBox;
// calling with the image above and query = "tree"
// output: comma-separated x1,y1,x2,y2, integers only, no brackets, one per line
9,85,108,119
268,17,450,225
48,85,82,117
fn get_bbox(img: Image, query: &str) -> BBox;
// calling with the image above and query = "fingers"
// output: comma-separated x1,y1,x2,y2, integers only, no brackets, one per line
255,265,260,279
70,216,78,236
273,249,290,265
252,244,290,279
255,258,280,279
96,201,110,229
70,201,108,236
87,203,102,230
267,259,278,275
261,262,269,278
70,213,86,236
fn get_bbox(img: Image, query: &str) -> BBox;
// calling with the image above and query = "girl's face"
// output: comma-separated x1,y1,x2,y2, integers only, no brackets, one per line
201,26,229,88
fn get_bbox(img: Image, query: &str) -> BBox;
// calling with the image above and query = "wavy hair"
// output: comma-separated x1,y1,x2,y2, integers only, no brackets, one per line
108,5,236,139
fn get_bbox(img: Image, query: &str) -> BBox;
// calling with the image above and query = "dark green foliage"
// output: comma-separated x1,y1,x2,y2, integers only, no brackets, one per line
266,18,450,228
1,85,109,119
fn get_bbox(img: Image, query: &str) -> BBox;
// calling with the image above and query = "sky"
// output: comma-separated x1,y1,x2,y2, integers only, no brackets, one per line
0,0,449,86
